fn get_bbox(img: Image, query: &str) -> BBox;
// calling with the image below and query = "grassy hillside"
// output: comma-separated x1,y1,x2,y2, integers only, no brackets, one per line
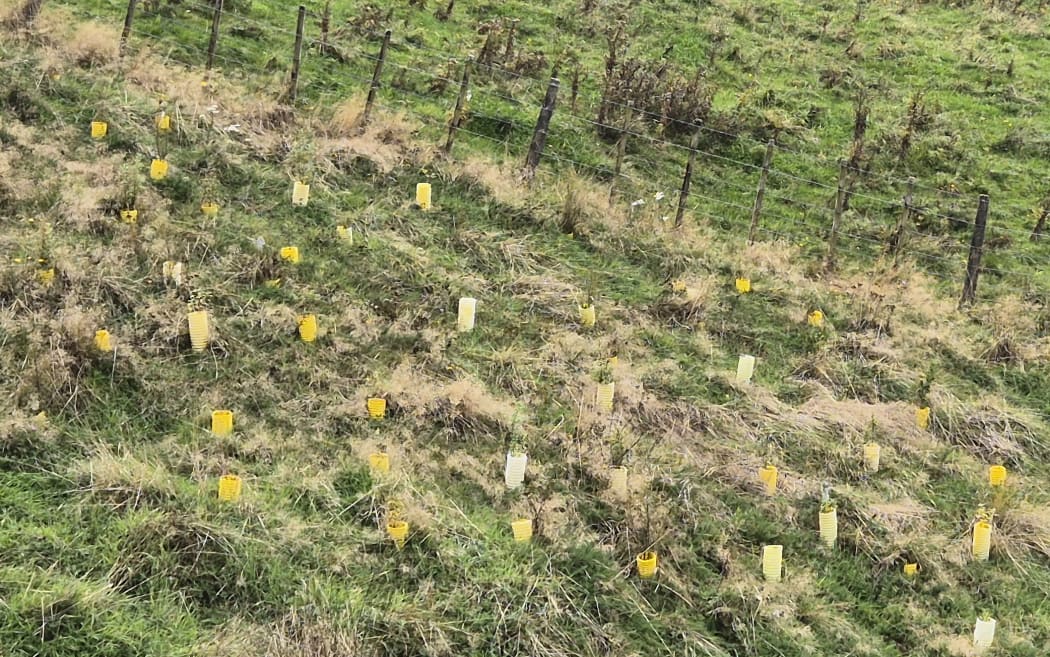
1,1,1049,656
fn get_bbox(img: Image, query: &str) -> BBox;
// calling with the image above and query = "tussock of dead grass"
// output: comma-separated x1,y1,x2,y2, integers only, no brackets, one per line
868,498,935,537
33,10,118,67
652,275,720,326
0,409,57,456
798,394,928,453
352,362,517,443
318,95,421,172
451,155,528,206
327,96,366,136
65,21,119,66
71,444,180,511
930,388,1047,464
998,504,1050,564
267,609,362,657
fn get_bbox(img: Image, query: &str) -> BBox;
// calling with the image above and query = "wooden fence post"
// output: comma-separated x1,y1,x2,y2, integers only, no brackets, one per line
674,120,702,228
119,0,138,57
319,1,331,54
825,160,848,272
747,140,775,244
609,101,632,203
360,29,391,128
1030,205,1048,241
437,0,456,21
522,70,560,182
206,0,224,72
889,176,915,264
959,194,990,308
285,5,306,102
10,0,45,28
443,58,472,155
6,0,45,28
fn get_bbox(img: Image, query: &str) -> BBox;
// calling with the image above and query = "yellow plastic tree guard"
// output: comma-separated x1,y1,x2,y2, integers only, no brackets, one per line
187,310,209,352
200,202,219,217
156,114,171,132
735,277,751,294
903,563,918,577
457,297,477,331
916,406,931,430
336,225,353,242
504,451,527,489
596,382,615,412
367,398,387,419
759,465,778,496
368,452,390,474
90,121,108,139
218,474,242,502
863,442,881,473
988,465,1007,487
579,304,596,328
972,520,991,561
608,466,628,499
416,182,432,210
298,315,317,343
211,409,234,437
736,355,756,384
807,309,824,327
279,246,300,264
762,545,783,582
973,617,996,650
818,509,837,548
94,330,113,353
636,551,658,579
387,520,409,549
292,181,310,206
120,209,138,223
163,261,184,287
511,518,533,542
149,158,169,180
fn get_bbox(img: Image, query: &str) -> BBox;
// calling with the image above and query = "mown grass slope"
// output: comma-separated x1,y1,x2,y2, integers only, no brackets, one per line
1,1,1049,656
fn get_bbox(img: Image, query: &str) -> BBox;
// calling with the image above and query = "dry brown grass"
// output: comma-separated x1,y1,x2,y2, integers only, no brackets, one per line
267,609,362,657
930,388,1045,465
450,155,528,206
66,21,119,66
316,94,421,172
70,443,180,511
327,96,367,136
998,503,1050,565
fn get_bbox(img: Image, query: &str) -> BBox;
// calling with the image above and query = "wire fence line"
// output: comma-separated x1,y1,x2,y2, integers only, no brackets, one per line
49,0,1049,290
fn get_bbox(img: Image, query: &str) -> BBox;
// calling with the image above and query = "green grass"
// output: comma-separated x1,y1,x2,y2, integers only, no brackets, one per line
1,1,1050,656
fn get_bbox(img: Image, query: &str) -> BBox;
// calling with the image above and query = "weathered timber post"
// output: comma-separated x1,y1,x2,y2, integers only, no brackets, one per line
119,0,138,57
360,29,392,128
286,5,307,102
206,0,224,72
674,120,703,228
521,70,560,182
959,194,990,308
443,58,472,154
747,139,775,245
825,160,848,272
